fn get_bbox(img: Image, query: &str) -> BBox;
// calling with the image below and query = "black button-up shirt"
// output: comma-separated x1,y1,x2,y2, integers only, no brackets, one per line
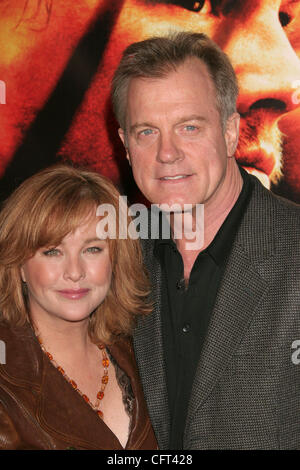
154,168,253,449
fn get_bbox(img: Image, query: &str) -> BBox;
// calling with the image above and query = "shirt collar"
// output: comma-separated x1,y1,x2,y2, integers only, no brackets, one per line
154,166,253,265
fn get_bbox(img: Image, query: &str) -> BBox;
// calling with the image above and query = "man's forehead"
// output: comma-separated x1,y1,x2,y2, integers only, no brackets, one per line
125,58,217,118
127,58,212,91
125,72,220,130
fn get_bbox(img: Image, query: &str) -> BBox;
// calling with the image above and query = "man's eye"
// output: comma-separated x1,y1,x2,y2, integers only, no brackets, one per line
153,1,205,12
183,125,199,133
140,129,154,136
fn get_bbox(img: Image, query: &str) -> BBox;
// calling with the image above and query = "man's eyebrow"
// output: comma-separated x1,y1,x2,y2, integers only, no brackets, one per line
176,115,207,124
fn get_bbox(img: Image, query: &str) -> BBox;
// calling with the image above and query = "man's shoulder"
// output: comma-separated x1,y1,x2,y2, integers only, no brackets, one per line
248,170,293,200
236,175,300,259
248,174,300,227
140,235,156,252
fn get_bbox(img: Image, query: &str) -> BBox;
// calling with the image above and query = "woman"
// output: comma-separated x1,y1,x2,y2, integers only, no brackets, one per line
0,165,157,450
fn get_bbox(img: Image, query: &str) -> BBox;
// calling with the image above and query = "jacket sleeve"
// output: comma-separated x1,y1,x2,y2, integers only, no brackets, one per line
0,401,37,450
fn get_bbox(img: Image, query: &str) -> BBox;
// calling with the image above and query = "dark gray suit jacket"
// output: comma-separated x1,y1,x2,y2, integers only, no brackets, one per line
133,175,300,449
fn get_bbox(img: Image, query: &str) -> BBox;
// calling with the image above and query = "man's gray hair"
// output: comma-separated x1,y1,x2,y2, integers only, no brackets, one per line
111,31,238,131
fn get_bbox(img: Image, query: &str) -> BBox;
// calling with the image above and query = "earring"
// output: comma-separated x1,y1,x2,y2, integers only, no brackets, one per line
21,280,28,295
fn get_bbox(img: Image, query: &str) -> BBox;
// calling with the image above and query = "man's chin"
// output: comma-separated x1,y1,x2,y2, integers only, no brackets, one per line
152,201,197,213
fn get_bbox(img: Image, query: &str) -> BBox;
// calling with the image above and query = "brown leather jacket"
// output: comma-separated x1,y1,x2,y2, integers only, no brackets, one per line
0,321,158,450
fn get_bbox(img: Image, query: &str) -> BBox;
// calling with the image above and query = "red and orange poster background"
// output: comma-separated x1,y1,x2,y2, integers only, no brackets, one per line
1,0,300,203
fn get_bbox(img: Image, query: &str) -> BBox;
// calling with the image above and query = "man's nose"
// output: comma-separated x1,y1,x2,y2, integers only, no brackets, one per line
224,13,300,115
63,255,85,282
156,132,184,164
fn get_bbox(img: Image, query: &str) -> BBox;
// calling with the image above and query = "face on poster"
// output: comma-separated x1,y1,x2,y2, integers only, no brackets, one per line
1,0,300,202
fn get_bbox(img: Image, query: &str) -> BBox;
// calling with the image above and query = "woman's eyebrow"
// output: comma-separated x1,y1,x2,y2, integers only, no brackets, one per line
83,237,105,244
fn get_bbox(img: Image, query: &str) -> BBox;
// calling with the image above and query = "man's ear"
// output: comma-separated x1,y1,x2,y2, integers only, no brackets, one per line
118,128,131,166
224,113,240,157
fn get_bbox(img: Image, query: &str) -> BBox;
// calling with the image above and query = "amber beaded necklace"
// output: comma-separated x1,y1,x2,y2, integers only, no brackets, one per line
36,334,109,419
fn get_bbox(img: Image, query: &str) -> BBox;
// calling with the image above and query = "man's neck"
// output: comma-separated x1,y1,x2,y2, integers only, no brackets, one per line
173,160,243,279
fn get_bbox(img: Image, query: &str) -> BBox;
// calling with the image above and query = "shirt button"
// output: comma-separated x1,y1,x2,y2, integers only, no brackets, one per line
176,278,185,290
182,323,190,333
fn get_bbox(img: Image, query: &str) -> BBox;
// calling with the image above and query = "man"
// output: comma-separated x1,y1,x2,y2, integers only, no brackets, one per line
112,31,300,449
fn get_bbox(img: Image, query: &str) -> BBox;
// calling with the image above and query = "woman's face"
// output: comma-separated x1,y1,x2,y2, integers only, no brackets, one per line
20,217,112,328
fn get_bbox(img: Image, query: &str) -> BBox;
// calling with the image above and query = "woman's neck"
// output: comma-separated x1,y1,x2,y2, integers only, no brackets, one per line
30,313,95,365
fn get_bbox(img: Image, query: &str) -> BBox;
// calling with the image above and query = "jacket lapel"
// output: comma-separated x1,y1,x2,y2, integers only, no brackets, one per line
185,176,275,433
185,245,269,432
38,354,123,449
133,238,170,449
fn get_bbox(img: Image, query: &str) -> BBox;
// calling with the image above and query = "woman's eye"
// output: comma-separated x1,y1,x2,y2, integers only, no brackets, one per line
43,248,60,256
86,246,102,253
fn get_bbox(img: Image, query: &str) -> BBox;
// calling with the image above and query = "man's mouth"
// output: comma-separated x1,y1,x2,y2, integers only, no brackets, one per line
159,175,190,181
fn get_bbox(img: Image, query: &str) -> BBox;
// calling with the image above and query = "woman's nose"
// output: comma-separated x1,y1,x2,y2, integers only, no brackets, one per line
63,256,85,282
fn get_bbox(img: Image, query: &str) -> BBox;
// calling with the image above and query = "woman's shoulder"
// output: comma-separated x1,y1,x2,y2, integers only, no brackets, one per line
106,336,144,393
0,319,18,343
0,319,42,383
0,318,34,343
107,336,134,369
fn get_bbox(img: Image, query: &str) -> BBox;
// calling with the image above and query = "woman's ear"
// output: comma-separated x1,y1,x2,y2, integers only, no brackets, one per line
20,266,26,283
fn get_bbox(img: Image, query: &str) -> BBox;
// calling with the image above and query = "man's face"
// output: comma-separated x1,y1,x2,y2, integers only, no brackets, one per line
119,59,239,208
110,0,300,193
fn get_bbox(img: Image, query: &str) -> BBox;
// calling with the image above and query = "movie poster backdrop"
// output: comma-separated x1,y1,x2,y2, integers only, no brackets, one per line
1,0,300,203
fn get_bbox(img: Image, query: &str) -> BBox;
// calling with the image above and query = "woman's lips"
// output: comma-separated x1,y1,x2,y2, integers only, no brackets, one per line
57,289,90,300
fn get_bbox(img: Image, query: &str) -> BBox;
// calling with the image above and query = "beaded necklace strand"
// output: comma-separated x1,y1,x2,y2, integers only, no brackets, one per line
36,334,109,419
